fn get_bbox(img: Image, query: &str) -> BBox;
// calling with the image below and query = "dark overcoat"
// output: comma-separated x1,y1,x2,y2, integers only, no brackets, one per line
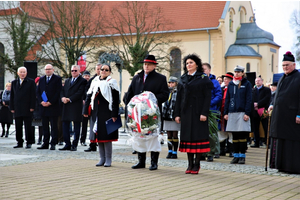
251,85,271,113
61,76,87,122
10,77,36,117
125,69,169,111
270,69,300,141
83,78,120,141
0,91,13,124
37,74,62,117
174,72,213,142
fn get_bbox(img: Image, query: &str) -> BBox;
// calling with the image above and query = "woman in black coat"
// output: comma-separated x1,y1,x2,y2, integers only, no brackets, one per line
174,54,213,174
83,64,120,167
0,83,13,137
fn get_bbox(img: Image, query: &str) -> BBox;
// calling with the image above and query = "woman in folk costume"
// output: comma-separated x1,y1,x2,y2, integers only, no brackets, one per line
0,82,13,137
224,65,252,164
174,54,213,174
162,76,181,159
83,64,120,167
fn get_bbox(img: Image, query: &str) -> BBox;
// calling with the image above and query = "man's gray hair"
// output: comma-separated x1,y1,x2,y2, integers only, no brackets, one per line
71,65,80,70
96,63,102,68
17,66,27,73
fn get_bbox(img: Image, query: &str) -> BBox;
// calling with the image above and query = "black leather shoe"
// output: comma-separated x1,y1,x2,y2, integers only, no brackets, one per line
59,146,71,151
25,144,32,149
70,146,77,151
13,145,23,148
171,154,178,159
50,145,55,150
230,157,240,164
132,150,137,154
207,156,214,162
84,147,96,152
37,144,49,150
166,152,172,159
238,157,245,164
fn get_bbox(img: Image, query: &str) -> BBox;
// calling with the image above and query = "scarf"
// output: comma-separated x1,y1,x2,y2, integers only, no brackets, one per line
2,90,11,101
233,76,242,85
87,75,120,111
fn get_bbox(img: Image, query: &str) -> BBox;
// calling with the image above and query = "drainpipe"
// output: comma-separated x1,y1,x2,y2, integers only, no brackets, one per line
207,29,211,64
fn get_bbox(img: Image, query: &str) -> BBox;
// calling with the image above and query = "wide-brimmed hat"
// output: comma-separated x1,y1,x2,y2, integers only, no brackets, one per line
222,72,234,80
234,65,245,72
140,55,158,64
168,76,178,83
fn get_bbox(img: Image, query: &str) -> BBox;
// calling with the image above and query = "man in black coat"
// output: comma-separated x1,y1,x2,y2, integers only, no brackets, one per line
251,76,271,148
268,51,300,174
10,67,36,148
37,64,62,150
84,63,102,152
59,65,87,151
125,55,169,170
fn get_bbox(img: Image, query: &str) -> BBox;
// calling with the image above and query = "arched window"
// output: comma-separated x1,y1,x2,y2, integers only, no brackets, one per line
228,7,236,32
246,63,250,72
0,42,5,90
170,48,181,78
239,6,247,23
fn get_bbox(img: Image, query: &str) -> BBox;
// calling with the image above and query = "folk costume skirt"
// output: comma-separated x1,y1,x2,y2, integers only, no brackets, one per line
179,139,210,153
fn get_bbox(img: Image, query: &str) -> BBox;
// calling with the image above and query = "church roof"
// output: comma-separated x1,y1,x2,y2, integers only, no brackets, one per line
235,22,280,47
225,44,262,58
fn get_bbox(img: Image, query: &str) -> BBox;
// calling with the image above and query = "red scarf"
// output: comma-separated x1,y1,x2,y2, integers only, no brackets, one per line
233,76,242,81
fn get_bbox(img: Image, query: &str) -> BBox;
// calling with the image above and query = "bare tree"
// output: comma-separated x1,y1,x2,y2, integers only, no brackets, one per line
290,10,300,64
103,1,180,77
31,1,105,77
0,2,37,77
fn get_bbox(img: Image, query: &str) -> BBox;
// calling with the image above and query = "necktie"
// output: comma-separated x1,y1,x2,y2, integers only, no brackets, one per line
71,78,75,85
20,79,23,85
47,76,50,83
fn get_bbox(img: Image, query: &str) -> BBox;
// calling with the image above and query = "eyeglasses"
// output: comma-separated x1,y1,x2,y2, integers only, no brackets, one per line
71,70,77,72
45,69,52,71
101,69,110,72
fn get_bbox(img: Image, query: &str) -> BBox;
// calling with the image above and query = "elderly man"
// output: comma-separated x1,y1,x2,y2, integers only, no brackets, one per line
84,63,102,152
59,65,87,151
37,64,62,150
251,76,271,148
125,55,169,170
268,51,300,174
10,67,36,148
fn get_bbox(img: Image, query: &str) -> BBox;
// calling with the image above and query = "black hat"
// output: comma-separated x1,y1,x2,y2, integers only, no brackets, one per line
82,71,90,76
271,82,277,87
222,72,234,80
140,55,158,64
283,51,295,62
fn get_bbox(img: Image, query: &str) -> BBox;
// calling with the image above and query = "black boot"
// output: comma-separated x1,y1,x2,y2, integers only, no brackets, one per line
132,152,146,169
1,130,4,137
220,141,226,156
5,131,9,137
149,151,159,170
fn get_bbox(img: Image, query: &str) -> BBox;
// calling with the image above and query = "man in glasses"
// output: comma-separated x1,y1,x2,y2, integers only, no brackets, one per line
60,65,87,151
37,64,62,150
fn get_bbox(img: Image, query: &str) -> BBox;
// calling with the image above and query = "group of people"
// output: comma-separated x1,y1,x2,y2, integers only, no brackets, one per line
1,51,299,174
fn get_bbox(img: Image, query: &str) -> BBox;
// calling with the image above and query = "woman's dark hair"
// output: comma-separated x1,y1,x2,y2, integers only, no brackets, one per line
182,54,203,73
102,64,112,72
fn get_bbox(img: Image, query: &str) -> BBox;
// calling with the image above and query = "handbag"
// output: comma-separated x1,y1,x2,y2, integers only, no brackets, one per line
226,112,251,132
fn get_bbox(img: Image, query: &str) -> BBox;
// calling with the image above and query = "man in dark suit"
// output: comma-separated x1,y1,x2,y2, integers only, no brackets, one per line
37,64,62,150
125,55,169,170
10,66,36,149
59,65,87,151
251,76,271,148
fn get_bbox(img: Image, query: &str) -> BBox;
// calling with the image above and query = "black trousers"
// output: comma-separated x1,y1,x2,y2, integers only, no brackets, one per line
80,115,90,143
232,132,248,154
253,115,268,145
15,116,35,145
42,116,58,146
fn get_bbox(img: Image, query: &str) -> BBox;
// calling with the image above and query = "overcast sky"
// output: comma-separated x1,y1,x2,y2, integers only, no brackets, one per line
251,1,300,72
